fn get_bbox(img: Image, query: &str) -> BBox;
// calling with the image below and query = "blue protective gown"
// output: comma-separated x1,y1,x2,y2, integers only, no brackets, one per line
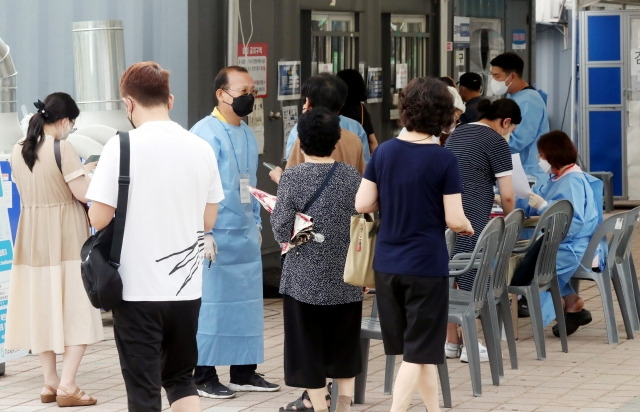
517,166,601,325
508,88,549,186
190,109,264,366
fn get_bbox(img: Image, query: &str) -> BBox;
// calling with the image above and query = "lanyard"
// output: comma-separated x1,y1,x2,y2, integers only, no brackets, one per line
214,117,250,174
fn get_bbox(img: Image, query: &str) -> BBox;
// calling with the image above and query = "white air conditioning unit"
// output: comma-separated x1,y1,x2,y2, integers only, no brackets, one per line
537,0,567,24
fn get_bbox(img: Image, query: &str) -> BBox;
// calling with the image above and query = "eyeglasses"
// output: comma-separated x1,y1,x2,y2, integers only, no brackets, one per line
223,88,258,97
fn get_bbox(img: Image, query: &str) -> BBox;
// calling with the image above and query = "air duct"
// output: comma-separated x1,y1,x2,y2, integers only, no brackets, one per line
72,20,131,132
0,36,23,152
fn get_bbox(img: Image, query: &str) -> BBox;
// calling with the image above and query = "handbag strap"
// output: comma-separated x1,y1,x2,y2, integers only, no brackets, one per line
109,131,131,265
54,139,62,173
302,162,338,214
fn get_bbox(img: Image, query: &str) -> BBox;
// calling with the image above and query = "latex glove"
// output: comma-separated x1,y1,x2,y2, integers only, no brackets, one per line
203,233,217,263
528,192,548,210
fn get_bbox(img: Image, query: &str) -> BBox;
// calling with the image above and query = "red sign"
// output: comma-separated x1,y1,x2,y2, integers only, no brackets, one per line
238,43,268,98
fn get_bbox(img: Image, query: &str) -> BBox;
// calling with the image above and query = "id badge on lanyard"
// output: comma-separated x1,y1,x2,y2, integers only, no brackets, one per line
240,174,251,204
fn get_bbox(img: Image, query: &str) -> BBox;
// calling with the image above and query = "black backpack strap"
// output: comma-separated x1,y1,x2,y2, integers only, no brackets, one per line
54,139,62,173
302,162,338,214
109,131,130,265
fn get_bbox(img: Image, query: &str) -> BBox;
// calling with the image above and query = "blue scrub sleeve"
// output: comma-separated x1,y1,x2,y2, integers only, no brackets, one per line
285,126,298,160
509,97,543,153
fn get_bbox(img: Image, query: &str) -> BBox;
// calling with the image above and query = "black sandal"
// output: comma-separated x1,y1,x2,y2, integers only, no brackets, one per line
552,309,592,337
279,389,331,412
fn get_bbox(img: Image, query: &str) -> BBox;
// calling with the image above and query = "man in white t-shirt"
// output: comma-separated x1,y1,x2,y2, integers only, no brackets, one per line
87,61,224,412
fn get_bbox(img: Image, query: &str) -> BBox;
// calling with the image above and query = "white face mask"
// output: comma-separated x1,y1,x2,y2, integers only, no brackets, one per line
538,158,552,174
490,74,512,96
59,120,73,140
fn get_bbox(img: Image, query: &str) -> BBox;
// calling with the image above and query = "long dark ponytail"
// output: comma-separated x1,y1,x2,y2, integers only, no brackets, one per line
21,92,80,171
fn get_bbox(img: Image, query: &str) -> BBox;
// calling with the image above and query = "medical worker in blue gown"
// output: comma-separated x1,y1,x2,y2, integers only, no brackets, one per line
490,52,549,186
513,131,603,337
190,66,280,399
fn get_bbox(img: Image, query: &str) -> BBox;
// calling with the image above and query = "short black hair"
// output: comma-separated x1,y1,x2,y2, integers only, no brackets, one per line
336,69,366,104
301,73,347,112
477,98,522,124
297,107,341,157
490,52,525,78
399,77,454,136
213,66,249,91
458,72,482,91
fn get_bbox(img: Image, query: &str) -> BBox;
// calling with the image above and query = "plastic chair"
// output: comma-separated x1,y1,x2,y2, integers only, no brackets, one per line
446,228,456,258
448,217,504,396
354,292,451,408
571,212,634,343
489,209,524,374
450,210,523,377
614,206,640,331
508,200,573,360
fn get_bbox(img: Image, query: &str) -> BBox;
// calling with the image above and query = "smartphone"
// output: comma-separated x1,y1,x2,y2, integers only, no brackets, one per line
262,162,276,171
84,155,100,164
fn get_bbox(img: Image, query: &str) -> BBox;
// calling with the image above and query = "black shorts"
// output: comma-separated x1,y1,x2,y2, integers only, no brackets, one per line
282,295,363,389
374,272,448,364
113,299,201,411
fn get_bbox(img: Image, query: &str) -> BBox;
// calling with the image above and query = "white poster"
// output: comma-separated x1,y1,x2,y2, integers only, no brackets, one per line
237,43,268,98
453,16,471,44
247,98,265,154
396,63,408,89
278,61,301,101
282,105,298,159
631,49,640,76
318,63,333,74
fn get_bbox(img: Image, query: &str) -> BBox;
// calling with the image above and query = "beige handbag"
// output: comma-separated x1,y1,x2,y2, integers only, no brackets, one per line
343,213,379,288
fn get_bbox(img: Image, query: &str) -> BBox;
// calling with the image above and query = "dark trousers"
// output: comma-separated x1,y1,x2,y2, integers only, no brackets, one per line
113,299,201,412
193,364,257,386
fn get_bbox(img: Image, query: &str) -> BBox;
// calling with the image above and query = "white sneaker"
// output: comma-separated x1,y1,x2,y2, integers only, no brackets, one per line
444,341,461,358
460,340,490,363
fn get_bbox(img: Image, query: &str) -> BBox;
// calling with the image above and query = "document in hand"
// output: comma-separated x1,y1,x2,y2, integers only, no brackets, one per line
511,153,532,198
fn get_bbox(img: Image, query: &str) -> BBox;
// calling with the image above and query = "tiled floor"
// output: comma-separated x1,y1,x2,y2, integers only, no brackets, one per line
1,208,639,411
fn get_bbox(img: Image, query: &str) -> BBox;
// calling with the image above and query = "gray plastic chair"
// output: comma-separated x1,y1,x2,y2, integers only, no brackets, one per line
354,292,451,408
571,212,633,343
614,206,640,331
508,200,573,360
448,217,504,396
450,210,523,377
489,209,524,374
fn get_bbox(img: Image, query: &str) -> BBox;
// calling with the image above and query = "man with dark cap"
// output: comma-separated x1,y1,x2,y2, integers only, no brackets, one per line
457,72,483,124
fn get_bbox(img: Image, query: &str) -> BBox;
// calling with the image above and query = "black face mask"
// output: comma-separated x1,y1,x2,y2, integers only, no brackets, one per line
225,91,255,117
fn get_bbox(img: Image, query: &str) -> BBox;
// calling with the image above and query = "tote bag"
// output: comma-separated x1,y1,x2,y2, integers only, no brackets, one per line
343,213,378,288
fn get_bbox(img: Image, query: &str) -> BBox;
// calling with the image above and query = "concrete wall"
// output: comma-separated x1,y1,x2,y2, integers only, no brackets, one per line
0,0,190,127
535,23,572,134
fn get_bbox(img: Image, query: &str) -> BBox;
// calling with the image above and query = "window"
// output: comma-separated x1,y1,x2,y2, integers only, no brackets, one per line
311,12,358,74
389,15,428,119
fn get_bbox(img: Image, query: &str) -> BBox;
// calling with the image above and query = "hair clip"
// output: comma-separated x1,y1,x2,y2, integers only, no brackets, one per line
33,100,49,118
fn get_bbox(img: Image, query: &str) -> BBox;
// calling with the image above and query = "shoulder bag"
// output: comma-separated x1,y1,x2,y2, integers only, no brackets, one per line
80,132,130,311
343,213,379,288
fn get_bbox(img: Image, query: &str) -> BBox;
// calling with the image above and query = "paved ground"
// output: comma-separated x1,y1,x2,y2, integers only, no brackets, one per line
0,208,639,411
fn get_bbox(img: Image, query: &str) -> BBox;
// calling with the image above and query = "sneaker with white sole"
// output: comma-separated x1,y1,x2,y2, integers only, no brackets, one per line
444,341,461,358
196,382,236,399
460,339,490,363
227,373,280,392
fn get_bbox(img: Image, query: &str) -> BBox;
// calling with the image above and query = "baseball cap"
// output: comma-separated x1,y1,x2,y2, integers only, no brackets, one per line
458,72,482,91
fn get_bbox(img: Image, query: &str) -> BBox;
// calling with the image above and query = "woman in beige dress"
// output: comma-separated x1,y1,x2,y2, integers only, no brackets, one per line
5,92,103,407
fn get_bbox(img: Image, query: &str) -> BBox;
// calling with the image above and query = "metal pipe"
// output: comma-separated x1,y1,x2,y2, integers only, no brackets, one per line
72,20,126,112
0,36,22,152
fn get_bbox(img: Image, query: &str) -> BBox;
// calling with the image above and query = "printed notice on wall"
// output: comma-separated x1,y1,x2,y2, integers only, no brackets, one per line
238,43,268,98
247,98,265,154
631,49,640,76
282,105,298,159
453,16,470,45
396,63,408,89
512,30,527,50
366,67,383,103
278,61,301,101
